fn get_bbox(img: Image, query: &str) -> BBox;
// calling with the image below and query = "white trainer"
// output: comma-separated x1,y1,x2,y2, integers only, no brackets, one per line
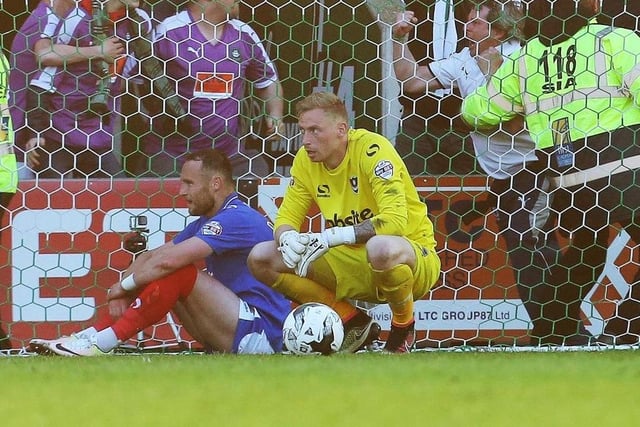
44,335,109,357
29,337,55,355
29,335,75,355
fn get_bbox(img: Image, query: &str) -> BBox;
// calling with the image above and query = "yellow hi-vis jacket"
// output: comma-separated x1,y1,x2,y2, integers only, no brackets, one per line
462,21,640,228
0,52,17,194
462,23,640,187
462,21,640,179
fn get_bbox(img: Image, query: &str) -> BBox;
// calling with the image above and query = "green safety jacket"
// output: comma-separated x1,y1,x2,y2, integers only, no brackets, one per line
0,52,17,194
462,21,640,227
462,21,640,150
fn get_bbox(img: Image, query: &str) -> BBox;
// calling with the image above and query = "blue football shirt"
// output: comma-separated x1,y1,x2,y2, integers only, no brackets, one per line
173,192,290,346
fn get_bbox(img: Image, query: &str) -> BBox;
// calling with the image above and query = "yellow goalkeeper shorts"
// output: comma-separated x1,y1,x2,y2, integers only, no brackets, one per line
308,237,441,303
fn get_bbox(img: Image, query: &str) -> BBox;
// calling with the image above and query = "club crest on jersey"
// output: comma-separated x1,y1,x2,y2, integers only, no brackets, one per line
350,176,358,193
231,48,241,61
374,160,394,180
202,220,223,236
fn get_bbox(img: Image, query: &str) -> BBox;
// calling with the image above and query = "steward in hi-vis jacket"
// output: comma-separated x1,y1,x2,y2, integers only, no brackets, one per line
462,0,640,345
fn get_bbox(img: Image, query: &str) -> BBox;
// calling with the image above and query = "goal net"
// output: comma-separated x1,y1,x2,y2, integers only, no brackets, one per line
1,0,639,353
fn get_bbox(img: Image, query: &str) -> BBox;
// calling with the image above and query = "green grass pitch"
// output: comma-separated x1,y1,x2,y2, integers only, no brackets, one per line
3,351,640,426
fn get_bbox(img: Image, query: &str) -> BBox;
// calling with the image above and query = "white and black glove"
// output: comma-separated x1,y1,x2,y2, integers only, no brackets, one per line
278,230,309,269
295,226,356,277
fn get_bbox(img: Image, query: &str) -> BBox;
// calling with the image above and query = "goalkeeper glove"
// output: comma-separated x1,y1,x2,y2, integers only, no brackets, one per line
278,230,309,269
295,226,356,277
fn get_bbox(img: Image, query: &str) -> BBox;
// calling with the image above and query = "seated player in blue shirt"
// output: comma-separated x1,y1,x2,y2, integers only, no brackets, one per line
30,149,291,355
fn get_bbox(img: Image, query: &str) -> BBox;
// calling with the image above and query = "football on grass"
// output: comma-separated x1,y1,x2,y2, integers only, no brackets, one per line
282,302,344,355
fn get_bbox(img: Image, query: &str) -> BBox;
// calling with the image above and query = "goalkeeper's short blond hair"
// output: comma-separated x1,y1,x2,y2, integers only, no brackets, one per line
295,92,349,124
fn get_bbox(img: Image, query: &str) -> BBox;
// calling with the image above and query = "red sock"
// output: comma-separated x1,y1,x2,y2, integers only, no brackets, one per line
94,312,116,331
111,264,198,341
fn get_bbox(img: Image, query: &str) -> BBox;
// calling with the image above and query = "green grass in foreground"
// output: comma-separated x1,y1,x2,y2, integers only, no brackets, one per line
2,351,639,427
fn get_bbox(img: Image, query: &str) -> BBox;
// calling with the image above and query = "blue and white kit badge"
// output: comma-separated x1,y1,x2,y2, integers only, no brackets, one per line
374,160,394,180
202,220,223,236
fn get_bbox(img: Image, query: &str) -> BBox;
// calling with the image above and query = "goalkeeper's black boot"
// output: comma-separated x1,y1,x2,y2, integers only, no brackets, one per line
383,320,416,353
339,310,381,353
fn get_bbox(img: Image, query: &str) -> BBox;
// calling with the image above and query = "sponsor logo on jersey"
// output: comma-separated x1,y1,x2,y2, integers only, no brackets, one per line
350,176,358,194
374,160,394,179
317,184,330,198
202,220,223,236
187,46,201,57
326,208,374,227
366,143,380,157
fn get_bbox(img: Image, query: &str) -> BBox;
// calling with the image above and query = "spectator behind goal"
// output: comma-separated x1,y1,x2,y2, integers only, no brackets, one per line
9,0,150,179
142,0,284,178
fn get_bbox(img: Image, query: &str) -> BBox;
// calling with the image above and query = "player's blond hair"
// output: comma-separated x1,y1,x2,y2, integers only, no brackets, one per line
295,92,349,123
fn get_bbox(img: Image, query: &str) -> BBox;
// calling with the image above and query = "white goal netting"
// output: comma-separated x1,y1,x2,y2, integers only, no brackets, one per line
1,0,639,354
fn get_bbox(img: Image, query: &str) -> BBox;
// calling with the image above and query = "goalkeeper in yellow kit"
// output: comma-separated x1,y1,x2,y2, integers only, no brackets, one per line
248,92,441,353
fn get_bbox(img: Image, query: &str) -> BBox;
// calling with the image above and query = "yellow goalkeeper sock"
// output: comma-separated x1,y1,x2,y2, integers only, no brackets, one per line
372,264,415,326
273,273,356,320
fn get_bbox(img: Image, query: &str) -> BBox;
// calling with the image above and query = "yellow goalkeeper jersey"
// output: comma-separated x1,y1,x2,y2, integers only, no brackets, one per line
275,128,436,249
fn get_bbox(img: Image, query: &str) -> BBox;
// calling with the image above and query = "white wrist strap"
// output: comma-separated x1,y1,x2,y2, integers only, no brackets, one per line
323,226,356,247
121,274,137,291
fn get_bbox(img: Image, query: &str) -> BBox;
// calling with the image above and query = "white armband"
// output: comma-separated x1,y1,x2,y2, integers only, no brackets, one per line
120,274,138,291
322,226,356,247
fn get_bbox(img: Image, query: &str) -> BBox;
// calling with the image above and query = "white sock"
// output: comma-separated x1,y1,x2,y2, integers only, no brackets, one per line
94,328,119,353
76,326,98,338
